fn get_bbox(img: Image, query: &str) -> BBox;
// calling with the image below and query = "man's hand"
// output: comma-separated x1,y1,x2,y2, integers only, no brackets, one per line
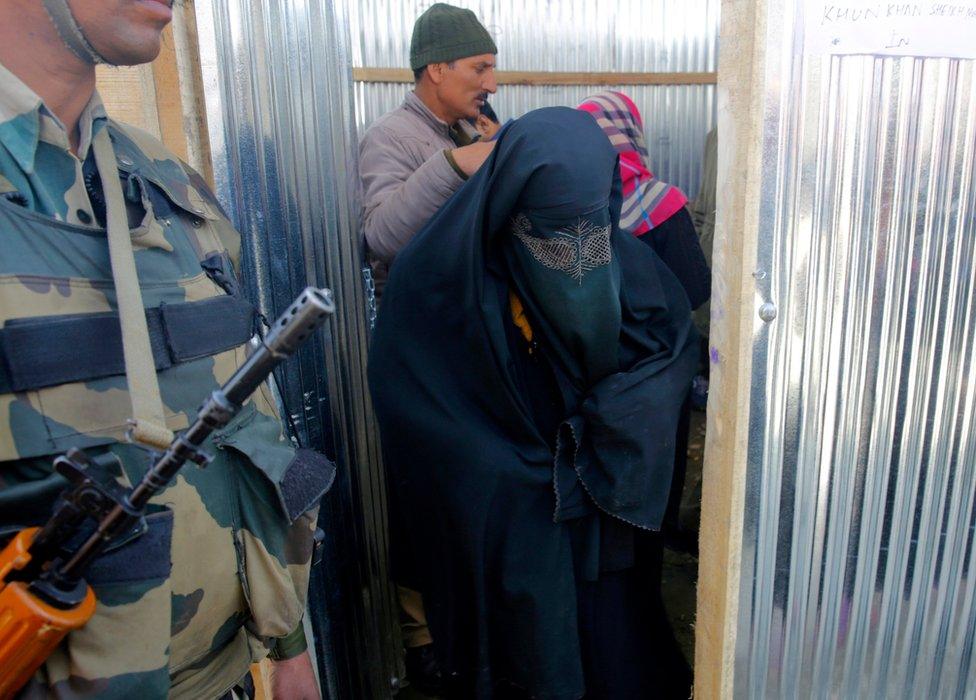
451,140,496,177
269,650,321,700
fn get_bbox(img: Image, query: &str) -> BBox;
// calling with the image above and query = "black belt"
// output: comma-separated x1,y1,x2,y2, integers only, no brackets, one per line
0,294,255,394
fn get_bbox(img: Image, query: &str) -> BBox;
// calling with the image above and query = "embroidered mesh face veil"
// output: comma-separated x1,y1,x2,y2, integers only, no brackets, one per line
510,212,613,285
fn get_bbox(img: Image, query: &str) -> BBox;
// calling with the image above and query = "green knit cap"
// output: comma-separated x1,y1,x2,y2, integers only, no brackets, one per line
409,3,497,70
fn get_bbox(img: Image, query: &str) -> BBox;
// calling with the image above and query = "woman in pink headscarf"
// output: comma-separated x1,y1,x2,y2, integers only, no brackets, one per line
579,94,708,696
578,91,710,309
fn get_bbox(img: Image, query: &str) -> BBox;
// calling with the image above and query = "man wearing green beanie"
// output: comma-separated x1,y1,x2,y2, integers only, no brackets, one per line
358,4,497,692
360,3,498,297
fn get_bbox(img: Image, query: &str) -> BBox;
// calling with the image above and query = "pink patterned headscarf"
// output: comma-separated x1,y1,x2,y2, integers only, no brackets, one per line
577,91,687,236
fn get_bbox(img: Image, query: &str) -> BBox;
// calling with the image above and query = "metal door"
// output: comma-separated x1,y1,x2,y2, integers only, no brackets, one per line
734,2,976,696
194,1,400,696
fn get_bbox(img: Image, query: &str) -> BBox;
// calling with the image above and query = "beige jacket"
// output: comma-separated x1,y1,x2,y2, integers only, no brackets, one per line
359,91,475,291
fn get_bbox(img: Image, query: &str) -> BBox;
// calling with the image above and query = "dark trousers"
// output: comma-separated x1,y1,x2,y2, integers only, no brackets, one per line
575,531,693,700
662,393,692,540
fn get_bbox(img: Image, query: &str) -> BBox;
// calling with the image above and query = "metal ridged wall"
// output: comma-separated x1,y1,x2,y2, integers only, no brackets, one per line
194,1,400,697
738,1,976,696
343,0,719,198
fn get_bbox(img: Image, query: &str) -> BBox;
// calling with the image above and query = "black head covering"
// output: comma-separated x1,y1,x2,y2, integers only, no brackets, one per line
368,107,697,698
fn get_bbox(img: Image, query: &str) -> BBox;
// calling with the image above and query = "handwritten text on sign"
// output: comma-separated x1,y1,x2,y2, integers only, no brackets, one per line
808,2,976,58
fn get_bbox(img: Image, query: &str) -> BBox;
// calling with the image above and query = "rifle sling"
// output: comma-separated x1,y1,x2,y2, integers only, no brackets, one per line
92,129,172,447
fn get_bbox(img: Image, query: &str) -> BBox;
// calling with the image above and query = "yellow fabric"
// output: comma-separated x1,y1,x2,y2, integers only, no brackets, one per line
509,290,534,349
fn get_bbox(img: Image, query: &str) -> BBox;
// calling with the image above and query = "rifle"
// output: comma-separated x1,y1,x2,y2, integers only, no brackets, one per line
0,287,334,699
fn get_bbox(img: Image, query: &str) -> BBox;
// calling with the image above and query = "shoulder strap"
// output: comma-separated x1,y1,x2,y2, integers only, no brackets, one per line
91,128,173,449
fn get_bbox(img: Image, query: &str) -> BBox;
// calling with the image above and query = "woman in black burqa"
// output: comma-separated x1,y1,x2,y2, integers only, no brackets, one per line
368,107,697,699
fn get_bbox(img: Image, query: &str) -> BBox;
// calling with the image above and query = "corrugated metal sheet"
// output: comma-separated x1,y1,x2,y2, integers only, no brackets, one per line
193,0,400,697
737,0,976,696
344,0,719,197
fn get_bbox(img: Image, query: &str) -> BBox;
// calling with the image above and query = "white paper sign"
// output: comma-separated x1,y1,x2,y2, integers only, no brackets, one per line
807,1,976,58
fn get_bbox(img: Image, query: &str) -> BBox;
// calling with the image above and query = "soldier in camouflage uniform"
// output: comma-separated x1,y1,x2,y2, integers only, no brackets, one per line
0,1,330,698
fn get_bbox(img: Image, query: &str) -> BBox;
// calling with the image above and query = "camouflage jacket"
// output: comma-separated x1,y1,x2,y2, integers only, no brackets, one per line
0,63,332,699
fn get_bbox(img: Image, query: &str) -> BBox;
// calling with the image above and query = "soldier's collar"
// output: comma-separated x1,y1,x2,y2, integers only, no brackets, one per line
0,61,42,125
0,62,108,172
75,91,109,161
0,61,43,173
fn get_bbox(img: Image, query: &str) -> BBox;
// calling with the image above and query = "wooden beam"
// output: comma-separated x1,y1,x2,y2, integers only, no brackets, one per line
353,67,717,86
168,1,215,187
96,5,213,187
96,64,161,138
694,0,767,697
151,24,191,164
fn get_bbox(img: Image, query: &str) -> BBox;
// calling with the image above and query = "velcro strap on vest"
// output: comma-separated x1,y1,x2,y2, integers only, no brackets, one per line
279,448,337,523
0,295,255,394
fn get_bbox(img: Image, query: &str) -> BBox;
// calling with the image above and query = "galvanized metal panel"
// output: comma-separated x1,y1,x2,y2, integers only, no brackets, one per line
344,0,719,197
194,0,400,697
736,1,976,696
